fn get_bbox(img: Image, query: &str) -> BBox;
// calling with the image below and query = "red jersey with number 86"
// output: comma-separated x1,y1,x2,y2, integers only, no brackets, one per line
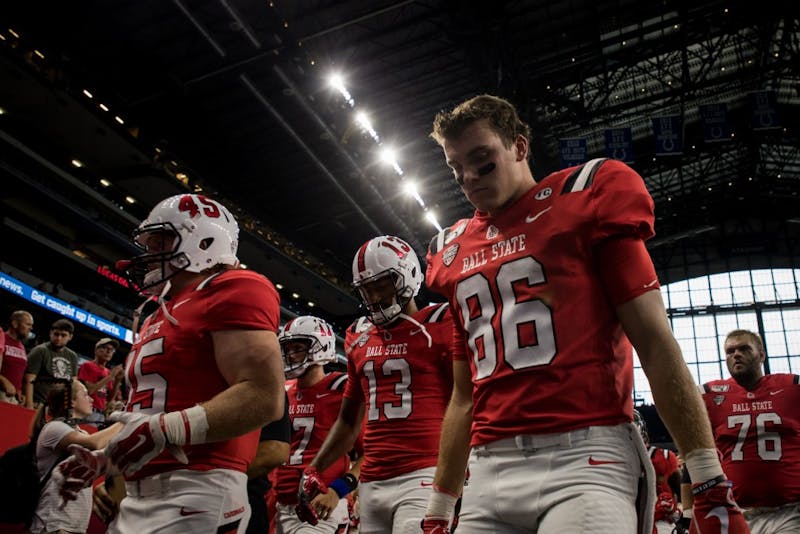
427,159,658,446
124,269,281,480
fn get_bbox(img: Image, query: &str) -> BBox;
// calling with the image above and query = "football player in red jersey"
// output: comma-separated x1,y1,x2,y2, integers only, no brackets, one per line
301,236,455,533
59,194,286,533
272,315,363,533
420,95,749,534
697,329,800,534
634,410,683,533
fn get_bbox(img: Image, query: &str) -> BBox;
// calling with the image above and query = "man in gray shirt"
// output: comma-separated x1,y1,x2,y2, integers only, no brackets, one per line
24,318,79,408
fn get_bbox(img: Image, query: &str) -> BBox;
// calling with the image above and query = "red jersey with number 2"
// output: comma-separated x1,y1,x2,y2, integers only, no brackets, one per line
426,159,658,446
124,269,281,480
702,373,800,508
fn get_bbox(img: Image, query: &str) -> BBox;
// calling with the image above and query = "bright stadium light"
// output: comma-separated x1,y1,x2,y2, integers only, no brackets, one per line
380,146,403,175
329,72,354,107
425,211,442,231
403,180,425,207
355,111,380,143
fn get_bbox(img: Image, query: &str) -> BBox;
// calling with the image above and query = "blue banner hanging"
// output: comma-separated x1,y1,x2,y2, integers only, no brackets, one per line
604,128,633,163
699,104,731,142
559,138,588,168
652,116,683,155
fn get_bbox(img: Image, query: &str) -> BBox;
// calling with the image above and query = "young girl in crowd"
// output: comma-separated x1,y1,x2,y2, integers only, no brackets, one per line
29,378,120,534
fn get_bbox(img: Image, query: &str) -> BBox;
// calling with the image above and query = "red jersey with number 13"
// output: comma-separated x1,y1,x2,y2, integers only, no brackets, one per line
427,159,658,446
124,269,281,480
344,303,453,482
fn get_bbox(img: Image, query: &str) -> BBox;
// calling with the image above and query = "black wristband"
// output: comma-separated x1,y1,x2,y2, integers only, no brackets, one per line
691,474,726,495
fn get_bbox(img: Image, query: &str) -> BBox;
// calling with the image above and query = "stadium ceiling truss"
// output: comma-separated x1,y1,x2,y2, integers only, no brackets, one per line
1,1,798,306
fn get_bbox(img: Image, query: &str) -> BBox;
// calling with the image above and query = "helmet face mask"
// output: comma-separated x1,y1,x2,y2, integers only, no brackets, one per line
124,195,239,294
352,236,423,326
279,316,336,379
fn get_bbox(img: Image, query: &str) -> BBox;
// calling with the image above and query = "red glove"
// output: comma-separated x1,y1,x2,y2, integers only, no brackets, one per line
421,517,451,534
105,412,188,476
295,495,320,526
299,466,327,502
51,444,108,505
689,477,750,534
656,491,681,522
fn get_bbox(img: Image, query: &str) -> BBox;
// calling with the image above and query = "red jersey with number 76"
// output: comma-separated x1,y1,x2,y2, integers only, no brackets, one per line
124,269,281,480
426,159,658,446
702,373,800,508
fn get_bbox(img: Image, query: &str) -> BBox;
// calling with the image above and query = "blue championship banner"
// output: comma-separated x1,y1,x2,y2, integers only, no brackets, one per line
559,137,588,168
699,104,730,142
652,116,683,155
604,128,633,163
750,90,781,131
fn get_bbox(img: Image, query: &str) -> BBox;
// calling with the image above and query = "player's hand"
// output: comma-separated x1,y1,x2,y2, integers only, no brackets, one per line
421,516,451,534
295,495,320,526
299,466,327,502
52,444,109,505
310,488,340,522
105,412,188,476
92,478,119,523
656,491,679,519
689,477,750,534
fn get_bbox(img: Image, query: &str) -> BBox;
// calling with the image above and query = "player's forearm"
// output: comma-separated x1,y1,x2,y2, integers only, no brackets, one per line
640,338,715,455
310,418,360,473
201,380,285,442
432,391,473,495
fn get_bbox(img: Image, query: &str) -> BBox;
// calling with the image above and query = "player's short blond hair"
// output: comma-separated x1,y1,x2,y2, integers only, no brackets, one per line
431,94,532,158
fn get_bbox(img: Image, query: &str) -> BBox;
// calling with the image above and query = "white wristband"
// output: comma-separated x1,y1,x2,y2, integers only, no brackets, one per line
162,405,209,446
684,448,724,484
425,486,459,518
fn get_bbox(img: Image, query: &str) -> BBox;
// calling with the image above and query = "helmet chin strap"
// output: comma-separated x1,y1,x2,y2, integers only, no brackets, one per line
396,313,432,348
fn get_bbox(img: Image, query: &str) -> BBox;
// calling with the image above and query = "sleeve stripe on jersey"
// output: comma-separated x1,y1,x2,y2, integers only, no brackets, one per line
429,228,448,255
794,375,800,385
329,374,348,391
560,158,608,195
426,302,449,323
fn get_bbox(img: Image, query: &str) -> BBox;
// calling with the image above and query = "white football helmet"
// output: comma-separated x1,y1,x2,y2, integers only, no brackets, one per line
279,316,337,379
125,194,239,293
352,235,423,325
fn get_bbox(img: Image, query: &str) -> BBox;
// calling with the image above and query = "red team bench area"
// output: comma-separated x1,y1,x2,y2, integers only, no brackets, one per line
0,402,107,534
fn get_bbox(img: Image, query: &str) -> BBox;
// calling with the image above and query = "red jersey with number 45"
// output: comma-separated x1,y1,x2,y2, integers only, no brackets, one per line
426,159,658,446
344,303,453,482
702,373,800,508
125,269,281,481
273,372,357,505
